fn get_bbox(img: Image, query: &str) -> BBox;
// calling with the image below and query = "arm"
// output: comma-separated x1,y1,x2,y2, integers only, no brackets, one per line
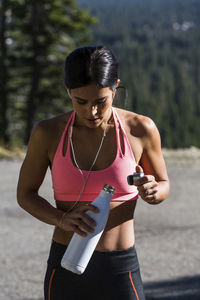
134,117,170,204
17,121,98,236
17,121,64,225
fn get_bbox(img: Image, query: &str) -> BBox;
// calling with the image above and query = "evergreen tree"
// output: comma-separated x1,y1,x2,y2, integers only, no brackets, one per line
78,0,200,148
0,0,96,145
0,0,10,145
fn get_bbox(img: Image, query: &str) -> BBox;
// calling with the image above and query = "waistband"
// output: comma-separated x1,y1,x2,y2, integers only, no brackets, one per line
47,240,140,274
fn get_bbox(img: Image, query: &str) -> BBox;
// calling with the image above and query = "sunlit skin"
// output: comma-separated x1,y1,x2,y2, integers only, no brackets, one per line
66,82,118,129
17,82,169,250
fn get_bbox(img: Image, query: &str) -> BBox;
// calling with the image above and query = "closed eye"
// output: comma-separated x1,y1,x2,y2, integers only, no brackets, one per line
77,99,87,105
75,96,108,105
96,99,106,105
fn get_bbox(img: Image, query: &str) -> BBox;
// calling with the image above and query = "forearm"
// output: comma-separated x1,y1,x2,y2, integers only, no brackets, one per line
17,191,64,226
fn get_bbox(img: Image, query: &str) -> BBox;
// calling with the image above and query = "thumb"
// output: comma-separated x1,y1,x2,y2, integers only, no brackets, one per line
135,165,144,174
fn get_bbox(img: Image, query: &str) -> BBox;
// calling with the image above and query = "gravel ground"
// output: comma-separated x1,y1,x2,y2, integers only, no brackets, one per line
0,157,200,300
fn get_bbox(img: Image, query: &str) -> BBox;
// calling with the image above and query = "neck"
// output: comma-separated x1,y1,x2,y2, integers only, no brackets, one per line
74,107,113,133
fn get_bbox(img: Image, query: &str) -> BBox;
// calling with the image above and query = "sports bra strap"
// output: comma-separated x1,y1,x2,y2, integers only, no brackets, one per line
57,111,75,156
112,107,124,158
58,108,133,160
112,107,135,159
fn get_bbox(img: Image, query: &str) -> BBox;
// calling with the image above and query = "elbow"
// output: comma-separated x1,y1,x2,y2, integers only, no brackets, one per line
165,179,170,199
16,185,35,210
17,187,26,209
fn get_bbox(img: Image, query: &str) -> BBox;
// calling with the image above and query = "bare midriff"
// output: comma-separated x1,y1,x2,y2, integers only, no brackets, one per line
52,200,137,250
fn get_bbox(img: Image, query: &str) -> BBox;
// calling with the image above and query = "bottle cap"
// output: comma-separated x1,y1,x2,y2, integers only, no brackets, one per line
103,184,115,194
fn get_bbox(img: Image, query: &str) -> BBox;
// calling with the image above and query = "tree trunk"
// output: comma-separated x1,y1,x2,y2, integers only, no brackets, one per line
24,1,41,144
0,0,10,146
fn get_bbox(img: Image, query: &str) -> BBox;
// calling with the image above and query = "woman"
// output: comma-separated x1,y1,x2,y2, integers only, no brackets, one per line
17,46,169,300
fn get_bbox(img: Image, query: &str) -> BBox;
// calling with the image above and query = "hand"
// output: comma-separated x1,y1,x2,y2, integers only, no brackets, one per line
133,165,159,204
58,204,99,237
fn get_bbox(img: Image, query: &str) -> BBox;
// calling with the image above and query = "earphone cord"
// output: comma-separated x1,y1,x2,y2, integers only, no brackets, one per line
67,122,107,212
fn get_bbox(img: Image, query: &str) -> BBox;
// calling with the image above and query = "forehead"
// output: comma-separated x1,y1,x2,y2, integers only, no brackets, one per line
70,84,113,99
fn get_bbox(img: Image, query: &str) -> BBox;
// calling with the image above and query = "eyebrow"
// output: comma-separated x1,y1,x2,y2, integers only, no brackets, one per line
74,96,107,101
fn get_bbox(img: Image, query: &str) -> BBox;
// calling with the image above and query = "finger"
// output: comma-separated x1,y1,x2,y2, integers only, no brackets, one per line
137,186,158,198
142,181,158,191
74,218,95,234
80,212,97,227
72,211,96,227
133,175,149,186
135,165,144,173
80,204,99,214
134,175,155,186
145,188,158,196
74,207,98,226
144,194,160,204
144,196,155,203
71,224,88,237
61,215,94,236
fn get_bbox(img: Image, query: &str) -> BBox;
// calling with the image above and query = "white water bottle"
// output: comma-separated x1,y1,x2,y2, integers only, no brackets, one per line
61,184,115,274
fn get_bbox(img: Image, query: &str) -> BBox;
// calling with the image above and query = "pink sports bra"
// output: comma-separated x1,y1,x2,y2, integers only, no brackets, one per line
51,107,139,202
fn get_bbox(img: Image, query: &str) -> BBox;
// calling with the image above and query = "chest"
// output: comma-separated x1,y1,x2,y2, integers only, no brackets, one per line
50,117,142,170
69,125,118,171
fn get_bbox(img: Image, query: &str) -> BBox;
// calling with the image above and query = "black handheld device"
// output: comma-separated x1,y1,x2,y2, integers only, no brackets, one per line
127,172,144,185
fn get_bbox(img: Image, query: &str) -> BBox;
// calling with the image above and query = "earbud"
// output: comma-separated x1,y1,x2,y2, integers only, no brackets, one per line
67,89,72,99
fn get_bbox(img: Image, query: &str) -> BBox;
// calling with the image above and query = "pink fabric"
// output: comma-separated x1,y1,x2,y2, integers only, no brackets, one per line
51,107,138,202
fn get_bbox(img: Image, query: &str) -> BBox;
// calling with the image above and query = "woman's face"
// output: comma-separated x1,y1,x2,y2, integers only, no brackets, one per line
67,83,116,128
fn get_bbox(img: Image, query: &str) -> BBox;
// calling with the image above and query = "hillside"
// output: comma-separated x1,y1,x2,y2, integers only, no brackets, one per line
78,0,200,148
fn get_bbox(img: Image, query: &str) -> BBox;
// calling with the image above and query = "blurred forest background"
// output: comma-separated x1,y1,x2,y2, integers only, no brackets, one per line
1,0,200,148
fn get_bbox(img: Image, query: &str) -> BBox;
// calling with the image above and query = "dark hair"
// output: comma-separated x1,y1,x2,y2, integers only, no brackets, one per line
64,46,119,91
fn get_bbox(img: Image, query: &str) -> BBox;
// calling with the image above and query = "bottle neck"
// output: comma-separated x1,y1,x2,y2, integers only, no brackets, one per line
100,189,113,200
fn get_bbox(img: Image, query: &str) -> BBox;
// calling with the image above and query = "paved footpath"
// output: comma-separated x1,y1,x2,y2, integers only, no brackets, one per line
0,159,200,299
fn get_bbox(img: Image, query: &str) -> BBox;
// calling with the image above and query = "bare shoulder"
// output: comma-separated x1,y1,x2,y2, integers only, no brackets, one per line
18,111,73,191
32,112,72,135
29,111,72,146
25,111,73,163
115,107,158,140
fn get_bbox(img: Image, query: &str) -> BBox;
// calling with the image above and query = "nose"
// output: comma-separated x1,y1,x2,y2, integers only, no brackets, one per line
89,104,98,116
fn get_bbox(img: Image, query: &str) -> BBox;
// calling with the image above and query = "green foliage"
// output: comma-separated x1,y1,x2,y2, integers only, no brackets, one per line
79,0,200,148
0,0,96,145
1,0,200,148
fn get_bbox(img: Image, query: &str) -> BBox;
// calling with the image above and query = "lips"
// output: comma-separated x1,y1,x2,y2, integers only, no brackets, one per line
86,118,101,124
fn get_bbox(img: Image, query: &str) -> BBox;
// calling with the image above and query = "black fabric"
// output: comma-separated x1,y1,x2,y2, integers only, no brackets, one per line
44,240,146,300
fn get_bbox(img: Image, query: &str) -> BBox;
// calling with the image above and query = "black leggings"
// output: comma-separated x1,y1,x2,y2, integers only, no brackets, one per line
44,241,146,300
